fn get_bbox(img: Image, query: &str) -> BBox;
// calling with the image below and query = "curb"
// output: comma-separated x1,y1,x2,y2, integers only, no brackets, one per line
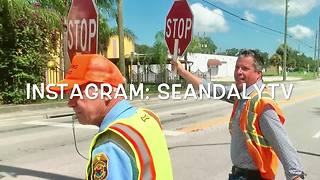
0,102,67,114
0,96,160,115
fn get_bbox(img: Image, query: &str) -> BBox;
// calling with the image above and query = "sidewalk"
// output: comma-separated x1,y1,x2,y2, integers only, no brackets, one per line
213,76,302,82
0,96,160,119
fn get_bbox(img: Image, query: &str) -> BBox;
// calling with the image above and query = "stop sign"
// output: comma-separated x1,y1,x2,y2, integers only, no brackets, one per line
67,0,98,62
165,0,193,57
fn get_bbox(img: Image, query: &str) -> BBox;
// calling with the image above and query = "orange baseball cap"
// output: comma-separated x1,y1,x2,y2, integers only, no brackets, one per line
49,54,124,93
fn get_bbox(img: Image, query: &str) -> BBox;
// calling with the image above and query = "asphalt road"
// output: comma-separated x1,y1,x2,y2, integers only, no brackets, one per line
0,79,319,180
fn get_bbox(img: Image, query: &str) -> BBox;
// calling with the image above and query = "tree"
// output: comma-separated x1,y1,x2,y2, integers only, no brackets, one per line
253,49,268,69
275,44,315,72
152,31,168,83
38,0,69,17
39,0,122,56
0,0,137,104
270,53,282,75
187,36,217,54
276,44,297,70
106,27,136,50
135,44,153,54
97,22,136,55
0,0,61,104
225,48,240,56
295,53,315,72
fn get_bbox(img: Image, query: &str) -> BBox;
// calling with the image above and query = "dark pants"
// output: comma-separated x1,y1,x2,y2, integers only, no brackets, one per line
228,166,265,180
228,173,247,180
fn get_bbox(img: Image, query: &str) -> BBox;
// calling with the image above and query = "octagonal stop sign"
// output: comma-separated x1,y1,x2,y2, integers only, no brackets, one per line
67,0,98,62
165,0,193,57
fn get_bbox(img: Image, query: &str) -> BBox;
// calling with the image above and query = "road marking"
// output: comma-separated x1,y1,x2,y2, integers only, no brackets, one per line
22,120,184,136
163,130,185,136
23,120,98,129
278,91,320,107
177,116,229,133
313,131,320,139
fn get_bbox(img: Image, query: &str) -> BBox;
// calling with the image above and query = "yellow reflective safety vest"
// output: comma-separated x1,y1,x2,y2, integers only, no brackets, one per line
229,90,285,180
86,108,173,180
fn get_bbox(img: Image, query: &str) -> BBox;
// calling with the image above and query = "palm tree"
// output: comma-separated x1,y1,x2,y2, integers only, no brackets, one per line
97,21,136,56
270,53,282,75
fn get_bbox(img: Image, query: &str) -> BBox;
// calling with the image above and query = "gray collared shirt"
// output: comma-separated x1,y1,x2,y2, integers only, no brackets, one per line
201,79,304,180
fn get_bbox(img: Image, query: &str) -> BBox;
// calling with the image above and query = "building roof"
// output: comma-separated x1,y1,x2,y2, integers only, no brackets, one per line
207,59,222,66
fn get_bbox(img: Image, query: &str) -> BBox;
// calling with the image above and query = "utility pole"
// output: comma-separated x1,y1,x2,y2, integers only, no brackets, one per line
283,0,289,81
317,16,320,78
118,0,126,78
314,31,317,77
63,0,69,77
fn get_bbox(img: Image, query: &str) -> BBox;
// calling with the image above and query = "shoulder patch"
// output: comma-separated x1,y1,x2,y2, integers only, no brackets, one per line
92,153,109,180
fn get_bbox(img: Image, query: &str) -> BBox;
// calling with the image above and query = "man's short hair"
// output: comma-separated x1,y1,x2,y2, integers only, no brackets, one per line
238,49,263,72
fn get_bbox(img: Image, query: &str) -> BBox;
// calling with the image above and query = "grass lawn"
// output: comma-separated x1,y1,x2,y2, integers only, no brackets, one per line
287,71,318,80
264,71,317,80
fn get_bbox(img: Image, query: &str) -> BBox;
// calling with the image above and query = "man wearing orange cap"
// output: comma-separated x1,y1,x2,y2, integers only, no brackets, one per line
50,54,173,180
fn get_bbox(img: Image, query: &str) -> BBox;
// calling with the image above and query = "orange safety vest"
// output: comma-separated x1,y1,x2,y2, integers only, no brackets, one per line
86,108,173,180
229,90,285,180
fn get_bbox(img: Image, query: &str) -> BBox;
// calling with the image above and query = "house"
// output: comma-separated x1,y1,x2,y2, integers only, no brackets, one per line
186,53,237,80
106,36,135,60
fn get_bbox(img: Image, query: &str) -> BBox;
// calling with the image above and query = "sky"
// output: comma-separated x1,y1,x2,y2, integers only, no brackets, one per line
117,0,320,58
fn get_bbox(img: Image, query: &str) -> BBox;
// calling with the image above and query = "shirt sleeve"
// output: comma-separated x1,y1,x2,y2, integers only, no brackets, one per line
91,141,137,180
259,106,304,180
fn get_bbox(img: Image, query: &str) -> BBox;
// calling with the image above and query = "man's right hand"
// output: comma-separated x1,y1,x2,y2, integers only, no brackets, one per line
171,60,184,74
171,59,202,88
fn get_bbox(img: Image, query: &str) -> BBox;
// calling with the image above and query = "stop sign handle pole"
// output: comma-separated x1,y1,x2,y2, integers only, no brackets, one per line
172,39,179,76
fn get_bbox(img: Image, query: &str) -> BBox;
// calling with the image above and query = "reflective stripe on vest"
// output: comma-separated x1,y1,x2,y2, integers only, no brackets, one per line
109,123,156,180
86,108,173,180
229,90,285,180
245,92,272,147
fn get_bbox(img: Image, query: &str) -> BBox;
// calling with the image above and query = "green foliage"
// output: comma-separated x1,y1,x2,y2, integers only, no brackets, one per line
271,44,316,73
0,0,137,104
224,48,240,56
152,31,168,82
251,49,268,68
187,36,217,54
99,24,136,55
98,16,110,55
0,0,60,104
97,0,117,20
152,31,167,65
270,53,282,66
135,44,153,54
134,44,154,67
108,26,137,41
270,53,282,75
294,53,315,72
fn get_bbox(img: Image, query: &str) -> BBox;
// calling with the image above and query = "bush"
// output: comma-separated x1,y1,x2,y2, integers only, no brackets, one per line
0,0,61,104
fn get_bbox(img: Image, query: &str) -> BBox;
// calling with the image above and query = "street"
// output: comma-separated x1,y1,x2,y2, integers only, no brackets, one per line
0,79,320,180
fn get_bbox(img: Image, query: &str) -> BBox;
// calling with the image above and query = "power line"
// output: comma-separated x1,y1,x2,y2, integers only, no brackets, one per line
201,0,315,51
208,5,283,38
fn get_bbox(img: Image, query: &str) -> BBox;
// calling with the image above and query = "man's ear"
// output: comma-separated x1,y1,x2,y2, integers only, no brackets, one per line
104,90,115,102
104,94,113,107
257,71,262,80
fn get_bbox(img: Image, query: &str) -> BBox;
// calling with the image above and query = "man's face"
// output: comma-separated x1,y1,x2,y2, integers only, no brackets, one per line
67,86,106,126
234,56,261,91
